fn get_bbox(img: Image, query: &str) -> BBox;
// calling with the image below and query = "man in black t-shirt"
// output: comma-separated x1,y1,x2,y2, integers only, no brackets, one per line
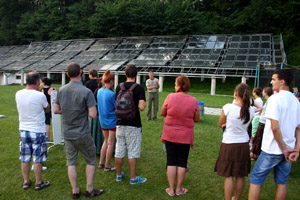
86,69,98,93
115,64,147,184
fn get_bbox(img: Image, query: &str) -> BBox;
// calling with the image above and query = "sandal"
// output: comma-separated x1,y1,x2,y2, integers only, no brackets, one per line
104,166,116,171
34,181,50,191
98,163,104,169
176,188,188,196
22,181,31,190
85,188,104,198
72,188,80,199
166,188,175,197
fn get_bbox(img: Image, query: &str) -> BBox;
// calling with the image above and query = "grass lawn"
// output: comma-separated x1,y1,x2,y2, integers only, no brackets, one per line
0,84,299,200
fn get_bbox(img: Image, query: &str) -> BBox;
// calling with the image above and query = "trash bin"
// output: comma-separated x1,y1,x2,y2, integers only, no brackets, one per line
198,101,205,117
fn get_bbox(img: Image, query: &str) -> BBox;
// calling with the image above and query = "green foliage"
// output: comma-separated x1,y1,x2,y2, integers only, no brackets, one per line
0,0,299,47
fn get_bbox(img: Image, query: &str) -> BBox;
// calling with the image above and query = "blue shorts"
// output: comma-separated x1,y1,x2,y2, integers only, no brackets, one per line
19,130,48,164
250,151,292,185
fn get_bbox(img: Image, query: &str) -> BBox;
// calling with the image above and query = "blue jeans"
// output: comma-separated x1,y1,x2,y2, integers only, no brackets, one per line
250,151,292,185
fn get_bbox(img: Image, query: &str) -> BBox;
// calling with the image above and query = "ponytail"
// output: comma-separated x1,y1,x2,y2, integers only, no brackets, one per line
235,83,251,124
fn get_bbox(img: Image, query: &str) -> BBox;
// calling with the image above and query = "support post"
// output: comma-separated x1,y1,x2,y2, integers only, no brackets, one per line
62,72,66,86
114,72,119,90
201,69,205,82
21,71,25,86
242,76,246,84
211,77,216,95
47,71,51,79
143,75,147,82
136,75,141,85
159,75,163,92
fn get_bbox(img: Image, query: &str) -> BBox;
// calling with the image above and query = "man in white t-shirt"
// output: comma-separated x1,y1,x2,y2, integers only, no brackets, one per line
146,71,159,120
16,72,50,191
249,69,300,200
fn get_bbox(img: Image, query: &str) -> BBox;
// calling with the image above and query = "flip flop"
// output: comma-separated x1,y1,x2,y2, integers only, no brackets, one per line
176,188,188,196
98,164,104,169
104,166,116,171
166,188,175,197
22,180,31,190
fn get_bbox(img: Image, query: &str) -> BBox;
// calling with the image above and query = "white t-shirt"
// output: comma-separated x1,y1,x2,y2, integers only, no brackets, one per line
222,103,255,144
16,89,48,133
262,90,300,154
254,97,263,118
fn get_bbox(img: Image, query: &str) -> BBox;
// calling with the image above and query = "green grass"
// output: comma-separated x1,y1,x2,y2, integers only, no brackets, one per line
0,85,300,200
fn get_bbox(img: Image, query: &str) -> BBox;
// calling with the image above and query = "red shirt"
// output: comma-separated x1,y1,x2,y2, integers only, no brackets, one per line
161,93,199,148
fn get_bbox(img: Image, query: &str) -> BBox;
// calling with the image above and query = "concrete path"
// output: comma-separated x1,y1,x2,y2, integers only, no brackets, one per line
204,107,222,116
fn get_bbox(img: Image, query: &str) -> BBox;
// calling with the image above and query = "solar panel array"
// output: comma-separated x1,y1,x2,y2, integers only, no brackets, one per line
0,34,286,77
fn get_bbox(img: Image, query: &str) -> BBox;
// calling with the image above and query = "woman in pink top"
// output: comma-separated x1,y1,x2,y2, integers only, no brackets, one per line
161,75,200,196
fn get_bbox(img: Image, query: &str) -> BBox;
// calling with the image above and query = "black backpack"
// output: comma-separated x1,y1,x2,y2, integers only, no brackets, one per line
115,82,138,121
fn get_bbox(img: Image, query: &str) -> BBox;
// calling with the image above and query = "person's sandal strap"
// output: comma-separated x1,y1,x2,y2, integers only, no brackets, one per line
85,189,104,198
34,181,50,191
22,181,31,190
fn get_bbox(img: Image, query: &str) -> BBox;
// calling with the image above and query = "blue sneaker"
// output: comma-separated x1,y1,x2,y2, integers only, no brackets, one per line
116,172,124,182
130,176,147,184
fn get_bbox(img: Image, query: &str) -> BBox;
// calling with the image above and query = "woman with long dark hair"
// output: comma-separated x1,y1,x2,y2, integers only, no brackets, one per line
215,83,255,200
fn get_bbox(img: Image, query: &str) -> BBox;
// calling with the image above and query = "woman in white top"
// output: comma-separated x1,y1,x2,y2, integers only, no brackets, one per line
215,83,255,200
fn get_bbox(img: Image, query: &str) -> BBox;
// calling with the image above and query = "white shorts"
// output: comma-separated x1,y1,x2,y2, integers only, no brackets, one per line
115,125,142,159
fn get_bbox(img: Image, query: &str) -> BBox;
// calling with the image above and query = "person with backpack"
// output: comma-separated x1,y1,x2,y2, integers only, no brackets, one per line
114,64,147,184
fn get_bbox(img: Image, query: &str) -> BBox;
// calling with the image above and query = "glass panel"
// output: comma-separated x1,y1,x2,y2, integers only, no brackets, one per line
261,42,270,48
234,61,246,67
205,42,215,48
217,35,226,41
229,43,239,49
209,54,219,60
239,49,248,54
260,49,270,54
261,36,271,41
167,43,176,48
192,49,201,54
201,49,211,54
240,43,249,48
189,55,199,60
260,56,271,62
196,43,205,48
249,49,259,54
212,49,221,54
193,60,204,66
206,61,216,66
199,55,209,60
241,36,250,41
221,61,234,68
247,62,258,68
208,36,217,42
187,43,196,48
182,49,192,54
215,42,225,49
196,36,208,42
143,49,151,54
248,56,258,61
231,35,240,42
225,55,235,60
227,49,237,54
251,36,260,41
236,55,247,60
250,43,259,48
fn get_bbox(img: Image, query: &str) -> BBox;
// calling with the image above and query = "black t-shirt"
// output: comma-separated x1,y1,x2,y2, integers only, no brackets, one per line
115,82,146,127
86,79,98,93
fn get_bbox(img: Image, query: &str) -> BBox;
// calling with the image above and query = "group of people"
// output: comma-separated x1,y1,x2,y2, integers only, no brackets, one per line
15,64,300,199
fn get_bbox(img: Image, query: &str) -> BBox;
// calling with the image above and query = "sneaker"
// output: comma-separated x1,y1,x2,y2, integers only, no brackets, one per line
116,172,124,182
153,117,157,120
31,166,47,171
130,176,147,184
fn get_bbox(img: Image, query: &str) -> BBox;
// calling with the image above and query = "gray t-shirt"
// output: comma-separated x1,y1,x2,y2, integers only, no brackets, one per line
146,78,158,93
56,81,96,140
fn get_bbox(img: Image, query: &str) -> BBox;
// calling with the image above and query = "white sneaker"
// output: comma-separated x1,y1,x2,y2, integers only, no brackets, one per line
31,165,47,170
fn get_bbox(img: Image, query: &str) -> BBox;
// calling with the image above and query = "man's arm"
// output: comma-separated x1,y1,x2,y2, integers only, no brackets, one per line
271,119,294,161
288,124,300,162
53,103,62,114
88,106,97,118
44,104,50,114
138,100,146,111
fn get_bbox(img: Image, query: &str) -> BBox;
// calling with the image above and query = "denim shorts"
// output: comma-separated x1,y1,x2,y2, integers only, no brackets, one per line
19,130,48,163
250,151,292,185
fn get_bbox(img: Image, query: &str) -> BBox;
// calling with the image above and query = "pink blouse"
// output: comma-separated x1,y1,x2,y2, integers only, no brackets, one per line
161,93,199,148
